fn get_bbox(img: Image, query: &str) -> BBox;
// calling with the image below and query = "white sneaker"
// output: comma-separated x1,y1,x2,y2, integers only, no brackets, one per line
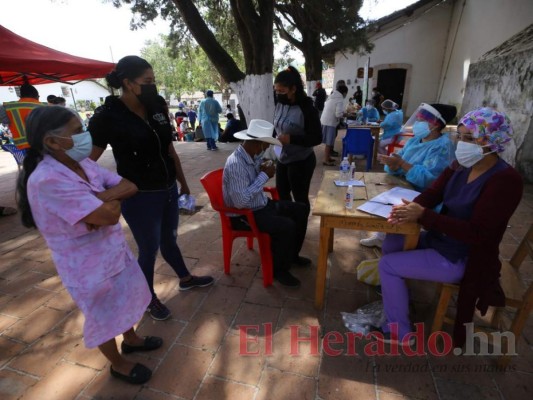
360,235,383,248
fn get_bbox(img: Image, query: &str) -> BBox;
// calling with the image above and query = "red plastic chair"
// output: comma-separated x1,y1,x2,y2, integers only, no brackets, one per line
386,132,414,155
200,168,279,287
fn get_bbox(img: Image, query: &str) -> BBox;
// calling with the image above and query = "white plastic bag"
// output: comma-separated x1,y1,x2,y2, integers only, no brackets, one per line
178,194,196,212
341,300,385,335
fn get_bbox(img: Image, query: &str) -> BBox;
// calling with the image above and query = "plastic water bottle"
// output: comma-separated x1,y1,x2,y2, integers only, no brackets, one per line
350,162,356,180
345,185,354,210
339,157,350,182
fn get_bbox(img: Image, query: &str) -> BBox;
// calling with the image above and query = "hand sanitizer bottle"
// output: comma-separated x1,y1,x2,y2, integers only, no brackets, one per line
339,157,350,182
345,185,354,210
350,162,356,180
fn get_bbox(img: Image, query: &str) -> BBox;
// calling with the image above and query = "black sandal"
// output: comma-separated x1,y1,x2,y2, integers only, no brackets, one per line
121,336,163,354
110,363,152,385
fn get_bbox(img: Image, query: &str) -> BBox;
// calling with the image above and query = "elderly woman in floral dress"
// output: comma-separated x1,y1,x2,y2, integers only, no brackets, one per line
16,106,162,384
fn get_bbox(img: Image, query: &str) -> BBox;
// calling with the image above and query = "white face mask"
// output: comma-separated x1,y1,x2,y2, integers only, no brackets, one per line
455,141,493,168
254,150,265,162
254,143,268,162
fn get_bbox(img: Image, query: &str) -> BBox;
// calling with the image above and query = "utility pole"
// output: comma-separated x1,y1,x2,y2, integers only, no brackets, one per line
70,88,78,111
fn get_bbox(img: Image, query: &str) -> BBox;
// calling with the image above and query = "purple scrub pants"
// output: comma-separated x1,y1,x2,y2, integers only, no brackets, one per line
379,233,466,338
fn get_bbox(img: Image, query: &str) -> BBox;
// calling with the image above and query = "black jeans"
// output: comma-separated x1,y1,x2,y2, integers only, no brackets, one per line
231,200,308,273
275,152,316,218
121,183,190,296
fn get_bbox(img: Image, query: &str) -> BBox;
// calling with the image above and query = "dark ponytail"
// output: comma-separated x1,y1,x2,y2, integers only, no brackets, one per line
274,66,306,102
16,106,77,228
106,55,153,89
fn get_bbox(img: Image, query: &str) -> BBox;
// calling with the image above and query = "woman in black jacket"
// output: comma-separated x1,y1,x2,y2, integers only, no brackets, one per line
273,66,322,226
88,56,213,321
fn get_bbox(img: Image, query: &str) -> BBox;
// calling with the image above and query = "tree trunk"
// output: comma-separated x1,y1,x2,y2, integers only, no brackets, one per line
230,0,274,75
229,0,275,119
172,0,245,84
172,0,275,121
231,73,274,122
306,80,318,97
303,31,323,94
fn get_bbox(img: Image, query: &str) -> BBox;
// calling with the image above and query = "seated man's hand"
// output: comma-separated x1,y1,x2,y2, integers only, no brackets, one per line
260,161,276,178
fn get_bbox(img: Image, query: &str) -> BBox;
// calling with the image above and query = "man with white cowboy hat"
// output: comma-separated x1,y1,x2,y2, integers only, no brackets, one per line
223,119,311,287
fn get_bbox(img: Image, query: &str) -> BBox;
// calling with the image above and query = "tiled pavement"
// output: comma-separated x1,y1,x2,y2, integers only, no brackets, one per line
0,139,532,400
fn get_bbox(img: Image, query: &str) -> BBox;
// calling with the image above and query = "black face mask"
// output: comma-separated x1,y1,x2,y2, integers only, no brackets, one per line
276,93,291,105
137,83,159,109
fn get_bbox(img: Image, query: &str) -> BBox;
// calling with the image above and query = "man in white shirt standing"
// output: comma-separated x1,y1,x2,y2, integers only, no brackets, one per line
320,85,348,166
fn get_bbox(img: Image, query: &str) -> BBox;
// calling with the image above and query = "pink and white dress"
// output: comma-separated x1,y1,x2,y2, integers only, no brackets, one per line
28,155,150,348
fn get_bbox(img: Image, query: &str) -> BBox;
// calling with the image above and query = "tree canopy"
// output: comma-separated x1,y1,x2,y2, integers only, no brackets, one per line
109,0,370,83
274,0,372,81
141,35,241,99
107,0,371,119
112,0,273,82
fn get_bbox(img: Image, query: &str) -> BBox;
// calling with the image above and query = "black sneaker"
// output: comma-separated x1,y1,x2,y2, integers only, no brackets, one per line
179,275,214,291
331,150,339,157
292,256,312,267
274,271,301,287
146,296,171,321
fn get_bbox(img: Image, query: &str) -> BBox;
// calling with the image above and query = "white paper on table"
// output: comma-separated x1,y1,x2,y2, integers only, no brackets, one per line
356,202,393,219
366,186,420,205
356,186,421,218
334,180,365,187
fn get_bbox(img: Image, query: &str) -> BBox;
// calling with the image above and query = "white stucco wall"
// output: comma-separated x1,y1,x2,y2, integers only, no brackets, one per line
335,0,533,118
436,0,533,109
0,80,110,109
460,24,533,180
334,0,453,116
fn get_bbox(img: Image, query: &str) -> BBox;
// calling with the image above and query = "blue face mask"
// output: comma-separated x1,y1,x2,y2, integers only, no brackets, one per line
383,110,389,115
412,121,431,139
63,131,93,162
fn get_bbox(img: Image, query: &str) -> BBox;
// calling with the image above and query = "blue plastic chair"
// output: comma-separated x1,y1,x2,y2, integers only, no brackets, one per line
1,144,26,170
342,128,374,171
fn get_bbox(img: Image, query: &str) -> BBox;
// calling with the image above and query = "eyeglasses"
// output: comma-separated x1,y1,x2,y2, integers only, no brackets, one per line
454,131,475,142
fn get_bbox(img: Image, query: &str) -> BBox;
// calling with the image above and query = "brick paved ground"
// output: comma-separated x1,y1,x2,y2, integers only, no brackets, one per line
0,138,532,400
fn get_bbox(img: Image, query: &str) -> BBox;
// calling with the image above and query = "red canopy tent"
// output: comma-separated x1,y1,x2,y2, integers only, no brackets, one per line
0,25,115,86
